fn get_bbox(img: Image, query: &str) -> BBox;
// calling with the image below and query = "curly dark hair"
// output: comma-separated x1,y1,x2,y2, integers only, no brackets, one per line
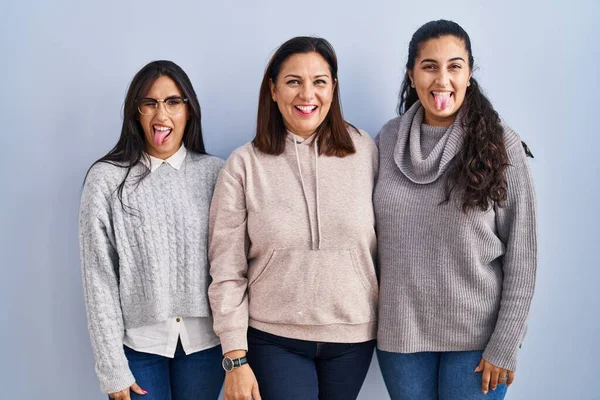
398,20,509,212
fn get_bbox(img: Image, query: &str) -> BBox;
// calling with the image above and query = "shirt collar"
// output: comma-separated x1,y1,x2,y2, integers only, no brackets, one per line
142,145,187,173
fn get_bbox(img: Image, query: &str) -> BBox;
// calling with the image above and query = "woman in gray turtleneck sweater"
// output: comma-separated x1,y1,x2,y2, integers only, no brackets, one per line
374,20,537,400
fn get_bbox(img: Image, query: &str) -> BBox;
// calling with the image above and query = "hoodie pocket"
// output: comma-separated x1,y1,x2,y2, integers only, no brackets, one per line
248,248,377,326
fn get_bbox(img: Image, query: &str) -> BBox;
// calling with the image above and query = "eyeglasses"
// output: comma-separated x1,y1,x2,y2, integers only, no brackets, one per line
137,96,188,116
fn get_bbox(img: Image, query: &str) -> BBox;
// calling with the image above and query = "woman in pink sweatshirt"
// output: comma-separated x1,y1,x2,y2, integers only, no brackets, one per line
208,36,379,400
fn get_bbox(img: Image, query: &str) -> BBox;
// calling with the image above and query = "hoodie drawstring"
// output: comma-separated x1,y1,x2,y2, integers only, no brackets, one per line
314,141,322,250
293,137,322,250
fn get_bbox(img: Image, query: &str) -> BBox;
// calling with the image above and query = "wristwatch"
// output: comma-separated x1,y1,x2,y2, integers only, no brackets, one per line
222,355,248,372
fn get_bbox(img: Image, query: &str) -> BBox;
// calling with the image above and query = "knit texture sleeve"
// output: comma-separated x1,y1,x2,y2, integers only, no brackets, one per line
79,166,135,394
482,133,537,371
208,163,250,354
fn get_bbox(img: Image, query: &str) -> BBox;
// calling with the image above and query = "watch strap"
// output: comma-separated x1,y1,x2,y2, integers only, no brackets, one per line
233,356,248,368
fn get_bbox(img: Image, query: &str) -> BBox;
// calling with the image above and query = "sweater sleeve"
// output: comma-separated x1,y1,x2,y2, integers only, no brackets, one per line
79,168,135,394
208,165,250,354
482,139,537,371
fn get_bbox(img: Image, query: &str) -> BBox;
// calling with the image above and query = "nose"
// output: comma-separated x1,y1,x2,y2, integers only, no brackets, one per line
299,84,314,101
155,101,169,120
435,70,450,87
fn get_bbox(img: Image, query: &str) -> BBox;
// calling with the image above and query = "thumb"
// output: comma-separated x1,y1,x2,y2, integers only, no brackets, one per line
252,382,262,400
474,358,485,373
130,382,147,395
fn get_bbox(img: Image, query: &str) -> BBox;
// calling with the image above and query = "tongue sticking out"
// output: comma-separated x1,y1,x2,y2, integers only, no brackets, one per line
434,93,451,111
153,129,170,146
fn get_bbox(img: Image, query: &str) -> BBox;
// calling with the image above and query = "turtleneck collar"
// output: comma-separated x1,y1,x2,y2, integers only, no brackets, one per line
393,101,465,184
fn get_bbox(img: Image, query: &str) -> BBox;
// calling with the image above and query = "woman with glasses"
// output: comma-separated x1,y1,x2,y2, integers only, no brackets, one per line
208,37,378,400
79,60,224,400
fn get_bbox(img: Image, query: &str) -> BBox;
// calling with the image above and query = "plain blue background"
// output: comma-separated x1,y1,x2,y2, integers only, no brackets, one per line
1,0,598,399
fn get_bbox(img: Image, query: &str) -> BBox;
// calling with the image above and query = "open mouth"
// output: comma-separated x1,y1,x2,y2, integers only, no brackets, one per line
294,105,318,116
431,91,453,111
153,125,172,146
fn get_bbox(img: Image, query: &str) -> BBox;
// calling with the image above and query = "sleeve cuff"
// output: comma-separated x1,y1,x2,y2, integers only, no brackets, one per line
98,364,135,395
482,343,519,371
219,328,249,354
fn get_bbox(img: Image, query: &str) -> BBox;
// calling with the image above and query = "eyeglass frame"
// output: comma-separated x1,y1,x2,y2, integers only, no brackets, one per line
137,96,189,116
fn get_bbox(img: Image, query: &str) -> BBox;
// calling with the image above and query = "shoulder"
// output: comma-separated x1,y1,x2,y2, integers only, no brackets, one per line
501,123,522,150
500,123,531,162
223,142,256,168
349,127,378,158
377,116,402,142
81,161,127,213
84,161,127,193
499,123,535,175
217,142,257,184
188,152,225,172
381,115,403,132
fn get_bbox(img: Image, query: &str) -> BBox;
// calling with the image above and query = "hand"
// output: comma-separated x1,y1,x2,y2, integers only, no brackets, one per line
224,364,261,400
475,358,515,394
108,382,147,399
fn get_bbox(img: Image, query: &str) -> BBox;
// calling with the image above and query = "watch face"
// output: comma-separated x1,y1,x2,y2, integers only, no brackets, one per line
222,357,234,372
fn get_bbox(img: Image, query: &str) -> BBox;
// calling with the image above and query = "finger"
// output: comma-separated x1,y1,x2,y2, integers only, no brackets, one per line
498,369,509,384
507,371,516,386
131,382,147,395
252,382,262,400
481,367,491,394
498,373,506,384
474,358,485,373
489,369,500,391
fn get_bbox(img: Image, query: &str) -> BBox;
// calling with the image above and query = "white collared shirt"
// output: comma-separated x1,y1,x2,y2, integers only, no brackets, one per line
123,145,220,357
142,144,188,172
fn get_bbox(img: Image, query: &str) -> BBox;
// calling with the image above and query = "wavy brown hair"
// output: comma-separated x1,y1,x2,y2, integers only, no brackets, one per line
254,36,357,157
399,20,508,212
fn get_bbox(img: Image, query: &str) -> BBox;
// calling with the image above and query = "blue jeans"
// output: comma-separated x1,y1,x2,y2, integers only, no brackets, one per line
377,349,508,400
247,327,375,400
119,341,224,400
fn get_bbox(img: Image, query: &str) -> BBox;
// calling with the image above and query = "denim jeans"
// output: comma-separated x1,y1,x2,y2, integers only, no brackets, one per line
119,341,224,400
377,349,508,400
247,327,375,400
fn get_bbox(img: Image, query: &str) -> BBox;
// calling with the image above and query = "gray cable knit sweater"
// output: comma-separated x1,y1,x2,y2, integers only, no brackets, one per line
374,102,537,371
79,152,223,394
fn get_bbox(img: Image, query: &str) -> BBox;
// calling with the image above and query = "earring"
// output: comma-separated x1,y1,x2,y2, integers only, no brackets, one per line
410,81,415,88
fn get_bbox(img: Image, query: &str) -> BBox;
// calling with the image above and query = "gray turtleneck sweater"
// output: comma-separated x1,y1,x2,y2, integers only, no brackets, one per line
374,102,537,371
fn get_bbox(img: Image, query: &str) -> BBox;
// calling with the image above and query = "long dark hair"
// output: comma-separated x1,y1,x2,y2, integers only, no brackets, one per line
85,60,206,208
399,20,510,212
254,36,357,157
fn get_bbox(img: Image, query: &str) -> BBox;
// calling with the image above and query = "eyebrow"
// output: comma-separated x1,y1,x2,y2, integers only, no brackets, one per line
420,57,466,64
283,74,330,79
142,95,183,100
